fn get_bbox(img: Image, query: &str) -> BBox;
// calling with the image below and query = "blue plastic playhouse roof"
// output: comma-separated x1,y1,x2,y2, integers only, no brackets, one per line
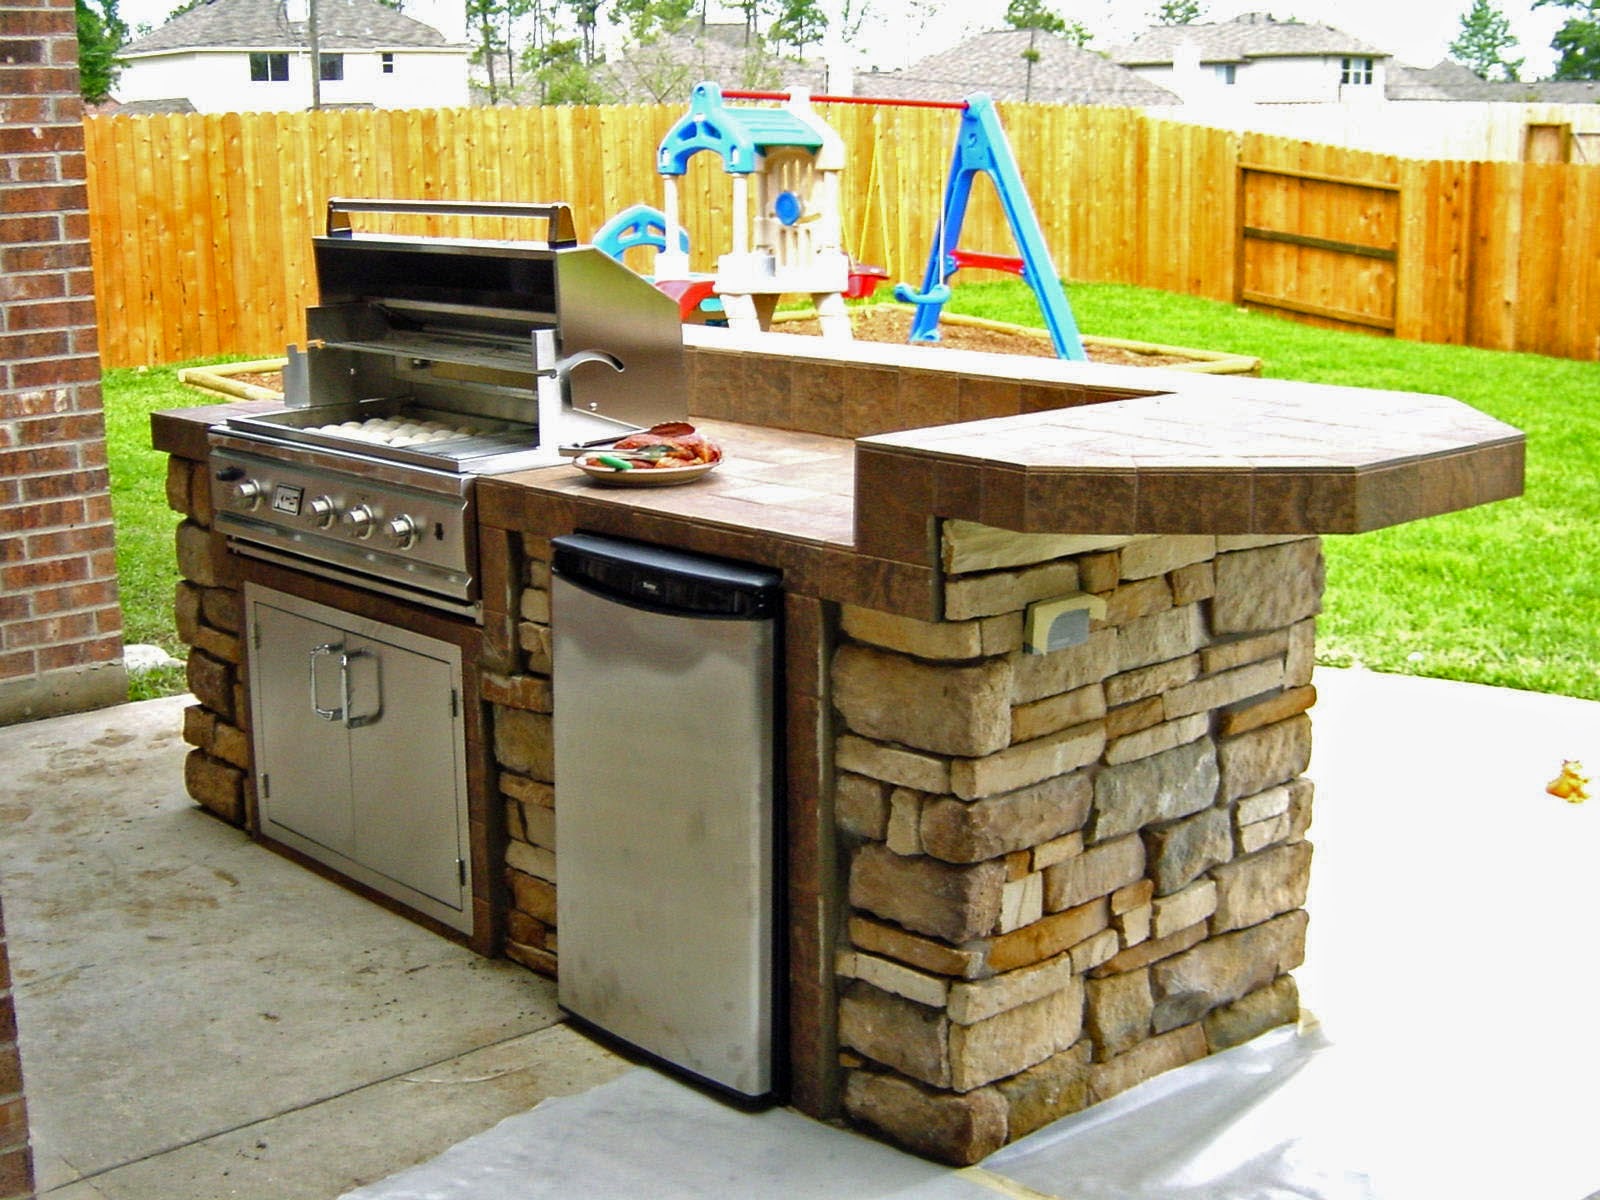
657,81,824,176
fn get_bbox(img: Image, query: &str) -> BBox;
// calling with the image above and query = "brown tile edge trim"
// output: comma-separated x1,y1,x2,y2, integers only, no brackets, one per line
477,483,943,622
853,435,1525,541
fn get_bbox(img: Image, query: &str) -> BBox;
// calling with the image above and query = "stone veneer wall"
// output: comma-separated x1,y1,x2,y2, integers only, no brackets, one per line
163,451,252,826
498,521,1325,1161
0,0,126,723
492,536,558,977
832,528,1321,1163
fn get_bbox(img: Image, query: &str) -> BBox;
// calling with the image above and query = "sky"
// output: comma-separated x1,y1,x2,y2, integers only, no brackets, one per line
115,0,1571,80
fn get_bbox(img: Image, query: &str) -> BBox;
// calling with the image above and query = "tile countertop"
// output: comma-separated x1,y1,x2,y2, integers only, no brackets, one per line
476,420,946,618
850,383,1525,565
481,333,1524,576
155,337,1525,618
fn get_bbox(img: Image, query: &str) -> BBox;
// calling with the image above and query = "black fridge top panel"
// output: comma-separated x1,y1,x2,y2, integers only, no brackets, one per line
551,533,783,621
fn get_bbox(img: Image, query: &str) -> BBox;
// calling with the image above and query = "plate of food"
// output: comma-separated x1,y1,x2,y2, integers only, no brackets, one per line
573,422,722,487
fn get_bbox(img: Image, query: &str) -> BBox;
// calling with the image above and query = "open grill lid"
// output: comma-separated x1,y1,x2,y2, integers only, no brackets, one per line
285,198,689,442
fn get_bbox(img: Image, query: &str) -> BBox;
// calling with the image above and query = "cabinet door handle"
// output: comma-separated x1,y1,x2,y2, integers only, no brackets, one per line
342,648,383,730
309,643,344,721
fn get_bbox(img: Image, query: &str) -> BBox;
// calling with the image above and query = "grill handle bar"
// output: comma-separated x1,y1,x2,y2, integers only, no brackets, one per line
325,198,579,247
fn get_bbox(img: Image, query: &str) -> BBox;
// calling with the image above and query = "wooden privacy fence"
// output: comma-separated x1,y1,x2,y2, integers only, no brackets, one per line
1238,156,1401,334
81,103,1600,367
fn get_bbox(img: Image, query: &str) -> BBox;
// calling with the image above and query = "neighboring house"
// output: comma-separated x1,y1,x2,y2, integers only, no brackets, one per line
599,22,829,105
87,96,198,114
116,0,469,114
864,29,1179,107
1387,59,1600,105
1110,12,1389,105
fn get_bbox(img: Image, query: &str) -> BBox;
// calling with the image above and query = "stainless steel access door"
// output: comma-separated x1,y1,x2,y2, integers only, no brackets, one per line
551,535,781,1100
246,584,472,933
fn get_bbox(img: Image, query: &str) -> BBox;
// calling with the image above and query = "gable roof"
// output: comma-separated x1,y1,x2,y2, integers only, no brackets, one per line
867,30,1179,107
599,26,826,105
1110,13,1388,67
124,0,454,54
1387,59,1600,103
88,96,200,114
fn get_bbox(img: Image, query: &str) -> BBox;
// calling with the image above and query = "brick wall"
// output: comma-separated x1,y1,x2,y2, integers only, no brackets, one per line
0,897,33,1200
0,0,126,723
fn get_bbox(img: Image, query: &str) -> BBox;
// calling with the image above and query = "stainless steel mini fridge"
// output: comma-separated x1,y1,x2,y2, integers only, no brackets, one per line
550,533,783,1101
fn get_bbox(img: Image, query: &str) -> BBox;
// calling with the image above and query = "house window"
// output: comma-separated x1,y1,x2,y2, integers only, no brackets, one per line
319,53,344,81
1215,63,1237,85
381,52,395,74
249,52,289,82
1340,56,1373,86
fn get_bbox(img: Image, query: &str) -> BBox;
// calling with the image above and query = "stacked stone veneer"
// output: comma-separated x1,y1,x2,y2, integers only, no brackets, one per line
492,536,558,977
832,529,1321,1163
163,450,252,826
494,518,1324,1160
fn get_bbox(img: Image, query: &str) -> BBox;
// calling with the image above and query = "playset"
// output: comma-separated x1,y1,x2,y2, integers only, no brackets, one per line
598,82,1084,358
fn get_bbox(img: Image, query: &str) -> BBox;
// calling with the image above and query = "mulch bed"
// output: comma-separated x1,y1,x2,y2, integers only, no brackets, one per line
228,372,284,391
772,306,1199,368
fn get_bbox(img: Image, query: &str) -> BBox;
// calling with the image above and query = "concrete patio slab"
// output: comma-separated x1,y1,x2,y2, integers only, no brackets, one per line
3,668,1596,1199
0,695,632,1198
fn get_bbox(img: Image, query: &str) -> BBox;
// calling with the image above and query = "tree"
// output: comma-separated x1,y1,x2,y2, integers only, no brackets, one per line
833,0,873,44
609,0,694,42
1004,0,1090,44
569,0,600,62
737,45,782,88
1536,0,1600,79
76,0,127,103
465,0,557,102
497,0,535,90
1005,0,1064,34
1450,0,1523,80
609,36,696,102
1153,0,1202,23
466,0,510,100
771,0,826,56
736,0,770,45
528,34,613,100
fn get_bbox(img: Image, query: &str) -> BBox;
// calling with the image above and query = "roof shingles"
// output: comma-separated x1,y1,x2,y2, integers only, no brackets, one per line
124,0,452,54
868,30,1179,107
1110,12,1388,67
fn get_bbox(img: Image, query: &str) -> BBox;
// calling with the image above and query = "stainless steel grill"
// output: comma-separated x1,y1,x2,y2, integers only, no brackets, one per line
208,198,689,617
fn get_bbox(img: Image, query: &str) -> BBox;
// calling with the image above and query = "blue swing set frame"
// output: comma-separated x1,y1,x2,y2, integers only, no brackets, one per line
894,93,1086,361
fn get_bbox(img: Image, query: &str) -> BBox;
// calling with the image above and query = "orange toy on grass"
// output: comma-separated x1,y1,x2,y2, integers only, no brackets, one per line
1546,760,1590,803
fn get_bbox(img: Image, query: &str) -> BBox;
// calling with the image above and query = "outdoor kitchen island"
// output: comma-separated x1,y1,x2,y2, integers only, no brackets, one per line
155,326,1523,1166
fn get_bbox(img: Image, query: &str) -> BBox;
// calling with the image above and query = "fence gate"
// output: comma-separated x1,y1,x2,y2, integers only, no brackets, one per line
1235,161,1400,335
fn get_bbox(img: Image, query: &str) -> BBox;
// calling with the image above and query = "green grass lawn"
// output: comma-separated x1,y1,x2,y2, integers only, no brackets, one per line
103,362,231,699
104,285,1600,700
948,281,1600,700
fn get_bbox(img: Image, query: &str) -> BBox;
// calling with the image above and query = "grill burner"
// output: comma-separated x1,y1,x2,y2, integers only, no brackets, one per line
310,416,489,447
208,199,689,617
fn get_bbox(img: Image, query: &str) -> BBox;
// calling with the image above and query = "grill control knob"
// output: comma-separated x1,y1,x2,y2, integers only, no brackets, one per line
385,514,418,550
232,479,262,509
344,504,377,539
308,496,336,529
